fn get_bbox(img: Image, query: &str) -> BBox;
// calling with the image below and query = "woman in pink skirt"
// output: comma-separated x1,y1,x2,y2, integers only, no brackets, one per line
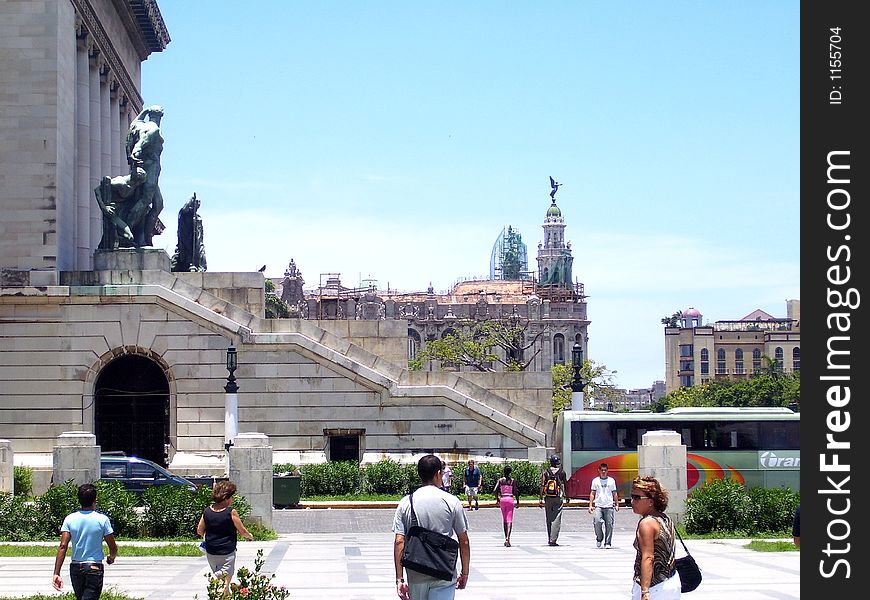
493,465,520,546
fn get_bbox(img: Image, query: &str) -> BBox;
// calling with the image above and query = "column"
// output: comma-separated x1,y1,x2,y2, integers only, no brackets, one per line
89,49,102,261
228,433,273,528
100,65,112,178
110,82,121,175
75,35,91,269
637,430,688,524
53,432,101,487
0,440,13,493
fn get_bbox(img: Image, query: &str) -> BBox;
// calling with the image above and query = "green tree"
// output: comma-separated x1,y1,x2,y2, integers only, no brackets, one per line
264,278,289,318
413,318,545,372
660,310,682,327
551,359,619,420
656,371,800,411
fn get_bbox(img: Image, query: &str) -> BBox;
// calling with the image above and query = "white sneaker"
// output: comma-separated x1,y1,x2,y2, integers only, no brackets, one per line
604,543,612,549
596,541,602,548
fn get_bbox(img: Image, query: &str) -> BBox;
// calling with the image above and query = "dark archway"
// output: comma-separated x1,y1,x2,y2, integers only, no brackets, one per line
94,355,169,466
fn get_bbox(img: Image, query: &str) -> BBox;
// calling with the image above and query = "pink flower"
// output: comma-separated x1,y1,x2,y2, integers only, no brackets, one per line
240,588,250,596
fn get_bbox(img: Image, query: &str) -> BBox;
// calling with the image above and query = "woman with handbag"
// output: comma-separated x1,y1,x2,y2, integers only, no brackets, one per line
493,465,520,547
630,476,681,600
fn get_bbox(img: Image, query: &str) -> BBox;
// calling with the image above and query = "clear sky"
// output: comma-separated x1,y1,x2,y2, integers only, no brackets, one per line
142,1,799,390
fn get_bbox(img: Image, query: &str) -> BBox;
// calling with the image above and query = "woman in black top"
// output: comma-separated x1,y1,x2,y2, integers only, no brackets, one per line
196,480,254,596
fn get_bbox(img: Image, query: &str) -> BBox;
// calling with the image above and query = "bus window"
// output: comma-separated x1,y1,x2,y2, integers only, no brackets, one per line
708,421,760,449
760,420,800,449
580,422,617,449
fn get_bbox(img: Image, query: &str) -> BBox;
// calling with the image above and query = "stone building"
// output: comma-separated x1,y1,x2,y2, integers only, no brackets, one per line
664,300,801,394
281,196,589,376
0,1,554,494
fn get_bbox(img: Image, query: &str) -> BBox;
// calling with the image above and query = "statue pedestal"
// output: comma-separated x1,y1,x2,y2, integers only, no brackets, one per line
94,248,171,271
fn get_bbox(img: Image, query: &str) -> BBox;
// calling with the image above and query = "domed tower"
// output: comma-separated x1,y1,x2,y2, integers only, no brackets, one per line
681,307,702,328
536,187,574,292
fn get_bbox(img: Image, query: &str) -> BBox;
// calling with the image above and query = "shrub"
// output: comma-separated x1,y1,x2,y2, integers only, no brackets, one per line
272,463,298,475
684,477,753,534
93,480,141,538
746,486,799,535
300,461,362,496
35,480,80,536
141,484,211,538
0,492,44,541
13,466,33,498
507,460,546,496
363,459,406,495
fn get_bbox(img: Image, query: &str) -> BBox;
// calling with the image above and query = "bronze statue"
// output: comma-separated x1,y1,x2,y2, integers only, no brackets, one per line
124,105,165,246
95,167,147,250
170,193,207,272
549,176,562,200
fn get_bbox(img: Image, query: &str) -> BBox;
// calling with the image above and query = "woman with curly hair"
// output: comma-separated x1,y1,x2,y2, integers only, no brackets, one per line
630,476,680,600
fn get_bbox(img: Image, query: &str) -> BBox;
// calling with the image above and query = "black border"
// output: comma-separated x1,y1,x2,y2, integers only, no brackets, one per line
802,3,867,595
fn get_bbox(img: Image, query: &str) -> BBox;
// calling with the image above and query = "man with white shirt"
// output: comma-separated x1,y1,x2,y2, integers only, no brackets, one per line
393,455,471,599
588,463,620,548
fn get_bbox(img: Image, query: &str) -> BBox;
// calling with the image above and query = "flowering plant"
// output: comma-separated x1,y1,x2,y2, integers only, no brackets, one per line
202,548,290,600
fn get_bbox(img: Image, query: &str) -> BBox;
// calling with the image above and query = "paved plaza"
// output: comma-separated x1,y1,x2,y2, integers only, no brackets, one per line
0,508,799,599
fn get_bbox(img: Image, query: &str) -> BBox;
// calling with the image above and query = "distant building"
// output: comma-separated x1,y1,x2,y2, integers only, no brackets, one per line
281,193,588,374
664,300,801,394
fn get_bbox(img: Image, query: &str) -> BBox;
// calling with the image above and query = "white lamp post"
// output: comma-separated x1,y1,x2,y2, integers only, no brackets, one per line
224,345,239,468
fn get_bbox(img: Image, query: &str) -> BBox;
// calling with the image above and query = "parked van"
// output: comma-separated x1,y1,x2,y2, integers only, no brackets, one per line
99,453,197,496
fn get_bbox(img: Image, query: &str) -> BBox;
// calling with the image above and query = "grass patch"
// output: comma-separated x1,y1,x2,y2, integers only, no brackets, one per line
0,543,202,557
10,587,142,600
745,540,799,552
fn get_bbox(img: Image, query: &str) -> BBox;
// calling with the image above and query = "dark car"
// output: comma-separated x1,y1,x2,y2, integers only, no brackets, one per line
100,453,198,496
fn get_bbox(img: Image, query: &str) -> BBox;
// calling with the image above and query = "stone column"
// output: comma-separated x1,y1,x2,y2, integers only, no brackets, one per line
75,36,91,269
637,430,688,524
228,433,272,528
88,50,102,260
100,65,112,179
0,440,13,493
53,432,100,487
110,83,122,176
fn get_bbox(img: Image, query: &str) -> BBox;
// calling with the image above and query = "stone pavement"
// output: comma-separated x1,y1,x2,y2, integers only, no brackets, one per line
0,508,800,599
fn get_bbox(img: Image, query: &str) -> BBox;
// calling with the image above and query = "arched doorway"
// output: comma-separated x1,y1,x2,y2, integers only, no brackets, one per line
94,355,169,466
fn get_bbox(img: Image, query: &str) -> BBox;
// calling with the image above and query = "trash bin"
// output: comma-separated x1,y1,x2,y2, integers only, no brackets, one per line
273,475,302,508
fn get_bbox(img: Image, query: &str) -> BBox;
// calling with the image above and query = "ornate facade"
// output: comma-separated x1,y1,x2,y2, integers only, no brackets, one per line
282,195,589,373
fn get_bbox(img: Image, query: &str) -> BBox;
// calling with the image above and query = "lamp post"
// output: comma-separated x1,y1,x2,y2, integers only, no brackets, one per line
224,345,239,466
570,342,586,411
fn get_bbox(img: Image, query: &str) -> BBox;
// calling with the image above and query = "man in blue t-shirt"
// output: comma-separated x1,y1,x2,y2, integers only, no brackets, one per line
463,459,483,510
52,483,118,600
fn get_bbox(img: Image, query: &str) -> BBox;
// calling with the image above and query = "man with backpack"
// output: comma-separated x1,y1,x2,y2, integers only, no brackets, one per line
538,454,569,546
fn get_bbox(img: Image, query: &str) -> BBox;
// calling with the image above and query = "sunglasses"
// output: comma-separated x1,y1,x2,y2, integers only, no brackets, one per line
630,494,650,501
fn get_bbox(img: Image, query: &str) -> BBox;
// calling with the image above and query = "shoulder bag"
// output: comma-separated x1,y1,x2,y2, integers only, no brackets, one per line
400,492,460,581
673,527,702,593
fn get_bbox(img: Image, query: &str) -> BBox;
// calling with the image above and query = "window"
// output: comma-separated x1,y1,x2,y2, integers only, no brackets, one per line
775,347,784,370
680,374,694,387
717,348,726,374
735,348,744,374
553,334,565,364
700,348,709,374
101,463,126,478
679,344,694,357
792,347,800,371
753,348,762,373
131,463,161,479
408,329,421,361
760,420,800,449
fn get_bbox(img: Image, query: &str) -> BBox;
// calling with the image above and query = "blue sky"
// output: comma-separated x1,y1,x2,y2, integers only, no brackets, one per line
142,1,799,390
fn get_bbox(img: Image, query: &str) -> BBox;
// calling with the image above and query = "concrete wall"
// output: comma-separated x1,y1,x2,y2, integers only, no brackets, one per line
1,280,545,483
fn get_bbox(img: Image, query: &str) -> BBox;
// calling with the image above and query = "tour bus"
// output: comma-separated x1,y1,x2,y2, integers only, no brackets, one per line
555,406,800,501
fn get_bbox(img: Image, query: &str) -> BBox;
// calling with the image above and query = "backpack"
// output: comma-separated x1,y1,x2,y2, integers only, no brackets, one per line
544,469,562,497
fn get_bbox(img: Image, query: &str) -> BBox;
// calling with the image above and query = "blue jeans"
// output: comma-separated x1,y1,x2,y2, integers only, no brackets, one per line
70,562,104,600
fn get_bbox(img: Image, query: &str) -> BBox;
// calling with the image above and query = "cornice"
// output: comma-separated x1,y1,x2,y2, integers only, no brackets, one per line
71,0,143,111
